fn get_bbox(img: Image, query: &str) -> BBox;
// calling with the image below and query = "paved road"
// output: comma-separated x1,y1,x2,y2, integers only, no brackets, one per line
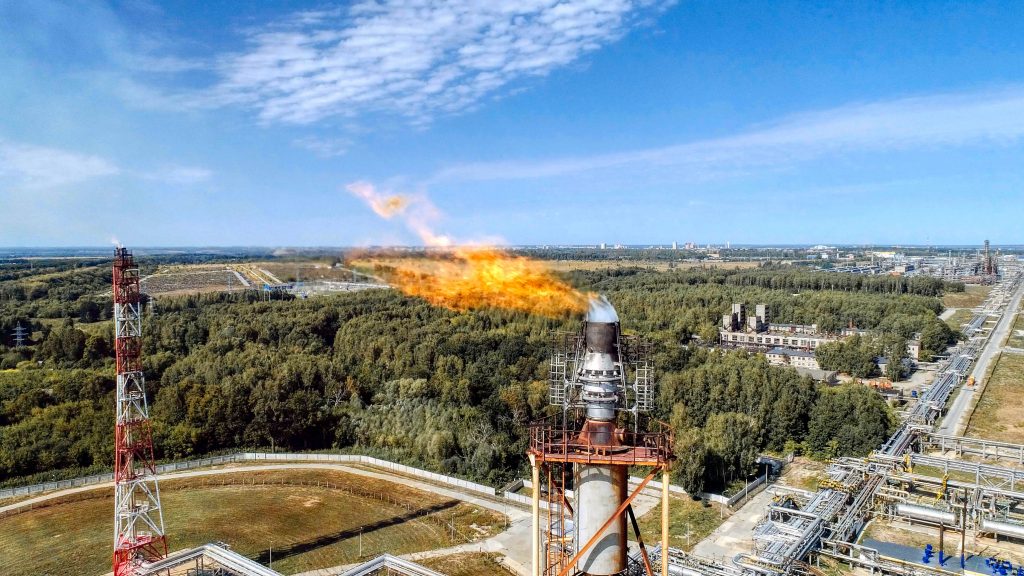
692,487,775,563
937,276,1024,436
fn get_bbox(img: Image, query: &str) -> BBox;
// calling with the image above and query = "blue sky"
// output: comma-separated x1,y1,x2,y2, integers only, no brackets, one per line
1,0,1022,247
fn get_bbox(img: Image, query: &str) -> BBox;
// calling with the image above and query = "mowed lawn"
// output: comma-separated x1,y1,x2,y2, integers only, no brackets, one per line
0,469,504,576
966,353,1024,444
945,308,976,332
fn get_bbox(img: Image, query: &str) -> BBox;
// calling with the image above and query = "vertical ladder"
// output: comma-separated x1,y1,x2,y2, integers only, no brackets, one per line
549,346,567,406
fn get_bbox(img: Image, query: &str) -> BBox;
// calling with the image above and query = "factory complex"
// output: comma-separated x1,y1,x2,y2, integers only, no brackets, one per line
3,244,1023,576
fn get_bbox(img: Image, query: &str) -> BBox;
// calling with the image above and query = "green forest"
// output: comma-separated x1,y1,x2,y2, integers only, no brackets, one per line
0,259,961,493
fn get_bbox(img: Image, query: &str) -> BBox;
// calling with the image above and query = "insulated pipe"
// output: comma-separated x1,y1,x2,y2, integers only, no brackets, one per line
895,503,955,525
980,519,1024,540
668,568,704,576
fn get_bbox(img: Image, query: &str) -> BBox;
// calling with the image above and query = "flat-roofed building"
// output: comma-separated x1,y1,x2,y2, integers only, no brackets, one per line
720,328,840,350
765,347,821,370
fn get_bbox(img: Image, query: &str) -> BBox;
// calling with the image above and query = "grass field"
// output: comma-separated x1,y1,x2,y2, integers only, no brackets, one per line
911,463,979,484
0,469,504,576
1007,312,1024,349
815,555,855,576
630,494,725,552
258,262,373,283
965,353,1024,443
944,308,975,332
141,269,244,296
419,552,511,575
942,285,992,309
778,457,827,492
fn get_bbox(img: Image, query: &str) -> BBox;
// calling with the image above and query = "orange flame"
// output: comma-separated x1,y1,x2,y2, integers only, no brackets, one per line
346,181,588,317
370,247,588,316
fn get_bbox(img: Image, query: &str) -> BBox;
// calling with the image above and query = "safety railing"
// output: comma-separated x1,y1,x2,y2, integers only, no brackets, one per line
528,419,673,466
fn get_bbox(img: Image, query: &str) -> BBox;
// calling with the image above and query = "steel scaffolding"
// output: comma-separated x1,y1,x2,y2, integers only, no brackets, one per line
112,247,167,576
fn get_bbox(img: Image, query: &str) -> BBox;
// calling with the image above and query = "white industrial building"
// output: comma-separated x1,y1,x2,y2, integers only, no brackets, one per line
765,347,821,370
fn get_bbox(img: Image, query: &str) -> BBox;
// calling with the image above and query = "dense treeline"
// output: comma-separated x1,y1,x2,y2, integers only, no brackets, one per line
1,264,909,491
815,334,905,379
720,269,958,297
659,348,893,492
0,259,105,282
568,266,958,297
568,268,957,357
516,248,711,261
0,262,112,355
518,248,809,261
0,368,113,480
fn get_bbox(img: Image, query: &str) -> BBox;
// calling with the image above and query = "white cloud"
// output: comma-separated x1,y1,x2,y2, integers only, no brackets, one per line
143,165,213,184
204,0,673,124
0,139,209,194
292,136,352,158
0,140,120,189
432,86,1024,182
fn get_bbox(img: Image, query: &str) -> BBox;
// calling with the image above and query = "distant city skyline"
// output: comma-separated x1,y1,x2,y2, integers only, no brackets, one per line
2,1,1023,247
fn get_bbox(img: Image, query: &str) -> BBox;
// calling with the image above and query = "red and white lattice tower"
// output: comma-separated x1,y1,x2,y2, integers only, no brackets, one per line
112,247,167,576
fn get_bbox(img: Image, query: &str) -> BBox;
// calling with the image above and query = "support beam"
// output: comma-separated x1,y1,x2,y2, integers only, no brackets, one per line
626,505,654,576
662,467,670,576
531,455,541,576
